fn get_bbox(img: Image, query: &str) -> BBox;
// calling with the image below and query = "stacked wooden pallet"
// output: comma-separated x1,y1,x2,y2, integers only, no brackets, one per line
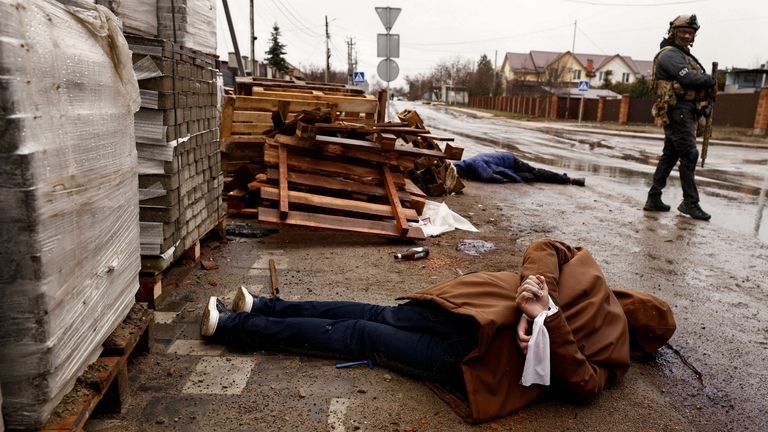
127,35,225,274
224,115,463,240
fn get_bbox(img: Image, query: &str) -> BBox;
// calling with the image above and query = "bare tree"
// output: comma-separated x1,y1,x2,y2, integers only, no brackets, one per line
299,64,346,84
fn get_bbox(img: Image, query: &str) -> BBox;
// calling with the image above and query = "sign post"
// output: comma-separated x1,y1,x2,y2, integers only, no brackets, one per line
374,7,402,88
577,80,589,124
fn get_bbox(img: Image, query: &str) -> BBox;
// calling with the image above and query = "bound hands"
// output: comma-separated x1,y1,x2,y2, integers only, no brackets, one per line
516,275,549,354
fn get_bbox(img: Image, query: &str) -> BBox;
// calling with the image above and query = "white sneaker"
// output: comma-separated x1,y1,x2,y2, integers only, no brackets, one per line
200,296,220,337
232,286,254,313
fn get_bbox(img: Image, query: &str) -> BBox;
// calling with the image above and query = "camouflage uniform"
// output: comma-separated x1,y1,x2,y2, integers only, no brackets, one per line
646,36,715,216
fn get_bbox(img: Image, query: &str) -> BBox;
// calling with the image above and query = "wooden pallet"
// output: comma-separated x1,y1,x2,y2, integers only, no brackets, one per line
248,136,426,240
137,216,226,306
39,303,155,432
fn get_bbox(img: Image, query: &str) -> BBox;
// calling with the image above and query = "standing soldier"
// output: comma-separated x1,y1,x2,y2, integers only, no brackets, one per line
644,14,716,220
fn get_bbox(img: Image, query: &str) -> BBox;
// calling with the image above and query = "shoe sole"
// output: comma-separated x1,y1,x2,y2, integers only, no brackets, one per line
643,206,670,212
200,296,219,337
232,286,253,313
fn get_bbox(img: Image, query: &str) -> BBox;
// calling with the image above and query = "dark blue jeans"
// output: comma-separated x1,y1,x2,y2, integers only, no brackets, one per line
213,298,478,389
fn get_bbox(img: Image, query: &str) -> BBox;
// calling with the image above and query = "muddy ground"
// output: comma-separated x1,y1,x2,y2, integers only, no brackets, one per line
82,101,768,431
83,171,767,431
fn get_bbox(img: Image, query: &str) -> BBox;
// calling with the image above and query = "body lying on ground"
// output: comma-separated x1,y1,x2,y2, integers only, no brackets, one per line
452,152,585,186
201,239,675,423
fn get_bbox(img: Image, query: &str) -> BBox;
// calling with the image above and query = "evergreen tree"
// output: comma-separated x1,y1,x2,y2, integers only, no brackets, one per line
265,23,289,73
470,54,495,96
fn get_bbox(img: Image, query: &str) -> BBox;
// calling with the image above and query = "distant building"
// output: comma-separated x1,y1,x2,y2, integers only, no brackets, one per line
724,64,768,93
223,52,305,80
500,50,652,93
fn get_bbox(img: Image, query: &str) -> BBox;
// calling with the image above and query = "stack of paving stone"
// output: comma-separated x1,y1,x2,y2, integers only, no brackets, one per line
126,34,224,273
157,0,217,54
0,1,140,428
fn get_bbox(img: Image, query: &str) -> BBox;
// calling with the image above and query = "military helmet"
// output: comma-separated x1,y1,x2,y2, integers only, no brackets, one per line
669,14,700,31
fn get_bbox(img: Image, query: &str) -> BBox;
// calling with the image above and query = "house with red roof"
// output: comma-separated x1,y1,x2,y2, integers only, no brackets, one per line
500,50,652,93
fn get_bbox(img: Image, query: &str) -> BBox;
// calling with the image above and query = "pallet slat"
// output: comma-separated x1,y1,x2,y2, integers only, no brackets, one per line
257,208,425,240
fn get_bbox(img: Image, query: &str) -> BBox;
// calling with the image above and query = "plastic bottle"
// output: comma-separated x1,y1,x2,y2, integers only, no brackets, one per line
394,246,430,261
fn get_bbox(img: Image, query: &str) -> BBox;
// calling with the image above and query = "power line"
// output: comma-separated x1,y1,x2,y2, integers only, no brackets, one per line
403,23,574,47
558,0,709,6
577,27,608,54
270,0,321,37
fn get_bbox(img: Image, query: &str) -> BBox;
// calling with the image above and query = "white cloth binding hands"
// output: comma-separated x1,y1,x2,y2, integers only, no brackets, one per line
520,296,559,386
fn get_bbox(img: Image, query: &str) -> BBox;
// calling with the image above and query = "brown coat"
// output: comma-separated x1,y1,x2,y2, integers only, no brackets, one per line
402,239,674,423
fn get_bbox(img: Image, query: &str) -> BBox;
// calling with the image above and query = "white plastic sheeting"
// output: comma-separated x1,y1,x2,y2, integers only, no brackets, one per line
157,0,217,54
97,0,158,37
0,0,141,428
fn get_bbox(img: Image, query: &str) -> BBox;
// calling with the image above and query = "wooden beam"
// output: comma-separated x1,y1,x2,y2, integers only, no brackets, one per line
273,134,405,166
234,96,334,112
278,143,289,219
220,96,235,147
266,168,412,202
263,146,405,185
259,186,419,221
381,165,409,236
247,90,378,113
257,208,425,239
418,133,455,141
377,89,387,123
269,258,280,296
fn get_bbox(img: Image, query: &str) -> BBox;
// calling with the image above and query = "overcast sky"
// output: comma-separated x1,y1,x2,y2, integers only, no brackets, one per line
216,0,767,88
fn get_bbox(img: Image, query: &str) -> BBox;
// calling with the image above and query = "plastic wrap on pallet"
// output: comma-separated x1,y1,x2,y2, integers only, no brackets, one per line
0,0,141,429
157,0,216,54
96,0,158,37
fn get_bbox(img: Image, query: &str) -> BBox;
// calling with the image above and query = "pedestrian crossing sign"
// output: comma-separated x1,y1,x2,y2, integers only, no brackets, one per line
578,80,589,92
353,71,365,84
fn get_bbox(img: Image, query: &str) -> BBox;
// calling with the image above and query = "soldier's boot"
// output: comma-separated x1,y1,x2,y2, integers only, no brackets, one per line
643,195,671,212
677,201,711,221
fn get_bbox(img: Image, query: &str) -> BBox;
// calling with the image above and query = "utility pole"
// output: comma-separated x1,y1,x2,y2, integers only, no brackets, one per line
222,0,244,76
572,20,577,52
249,0,254,76
325,16,330,83
493,50,498,97
346,37,356,85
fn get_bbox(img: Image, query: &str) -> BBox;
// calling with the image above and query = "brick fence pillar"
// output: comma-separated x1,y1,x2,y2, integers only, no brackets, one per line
550,95,558,119
597,96,606,123
754,88,768,135
618,95,630,124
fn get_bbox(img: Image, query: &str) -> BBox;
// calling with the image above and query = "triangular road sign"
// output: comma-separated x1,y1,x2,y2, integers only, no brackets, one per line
375,7,401,32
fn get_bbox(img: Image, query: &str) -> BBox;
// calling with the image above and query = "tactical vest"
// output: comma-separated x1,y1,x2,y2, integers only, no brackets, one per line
650,46,705,124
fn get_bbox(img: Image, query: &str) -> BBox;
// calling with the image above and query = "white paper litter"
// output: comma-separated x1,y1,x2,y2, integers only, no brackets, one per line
410,200,479,237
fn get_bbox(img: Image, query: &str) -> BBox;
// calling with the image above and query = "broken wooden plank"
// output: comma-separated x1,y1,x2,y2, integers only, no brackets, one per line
417,133,455,141
278,143,289,219
269,258,280,296
257,207,425,240
381,165,409,236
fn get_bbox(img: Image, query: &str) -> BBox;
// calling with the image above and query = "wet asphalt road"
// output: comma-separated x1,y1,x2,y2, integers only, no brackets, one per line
392,101,768,243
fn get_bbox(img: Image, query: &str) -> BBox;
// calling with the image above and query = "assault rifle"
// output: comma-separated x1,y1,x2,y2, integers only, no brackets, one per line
700,61,718,168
